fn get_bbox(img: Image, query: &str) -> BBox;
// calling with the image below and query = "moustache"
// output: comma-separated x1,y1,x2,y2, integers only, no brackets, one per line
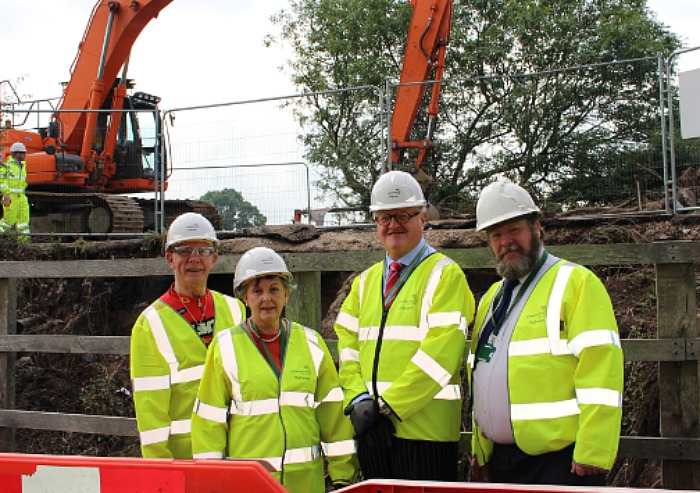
498,244,522,260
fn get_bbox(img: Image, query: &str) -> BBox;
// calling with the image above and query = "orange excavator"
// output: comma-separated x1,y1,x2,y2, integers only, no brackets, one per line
0,0,219,235
389,0,453,213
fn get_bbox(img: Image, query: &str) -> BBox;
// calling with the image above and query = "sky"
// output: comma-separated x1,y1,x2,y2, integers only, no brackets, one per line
2,0,700,224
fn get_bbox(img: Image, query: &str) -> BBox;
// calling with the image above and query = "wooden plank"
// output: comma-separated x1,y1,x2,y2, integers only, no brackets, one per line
656,262,700,489
0,278,17,452
0,335,130,355
285,271,322,331
2,241,699,279
1,334,697,364
0,409,137,437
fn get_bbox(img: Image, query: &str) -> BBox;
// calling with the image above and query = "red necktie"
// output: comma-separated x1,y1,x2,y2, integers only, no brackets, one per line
385,261,403,307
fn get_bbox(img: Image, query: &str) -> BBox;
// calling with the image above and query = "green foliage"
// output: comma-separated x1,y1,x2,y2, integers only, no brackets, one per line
270,0,685,213
200,188,266,230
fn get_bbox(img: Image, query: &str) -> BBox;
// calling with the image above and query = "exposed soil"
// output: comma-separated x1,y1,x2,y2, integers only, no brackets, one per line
5,210,700,487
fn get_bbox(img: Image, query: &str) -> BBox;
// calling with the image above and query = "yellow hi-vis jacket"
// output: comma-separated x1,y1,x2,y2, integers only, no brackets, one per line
1,156,27,195
0,156,30,234
335,253,475,442
130,291,244,459
191,322,358,493
468,255,623,471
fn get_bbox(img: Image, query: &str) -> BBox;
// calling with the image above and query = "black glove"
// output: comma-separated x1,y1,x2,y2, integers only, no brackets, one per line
347,398,379,437
362,414,394,449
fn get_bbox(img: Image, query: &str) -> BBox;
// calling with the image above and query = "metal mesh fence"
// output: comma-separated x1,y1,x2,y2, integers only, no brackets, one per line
3,52,698,236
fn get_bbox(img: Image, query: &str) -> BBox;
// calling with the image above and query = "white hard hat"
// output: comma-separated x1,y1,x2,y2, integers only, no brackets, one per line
165,212,218,250
10,142,27,153
369,170,427,212
234,247,293,291
476,180,541,232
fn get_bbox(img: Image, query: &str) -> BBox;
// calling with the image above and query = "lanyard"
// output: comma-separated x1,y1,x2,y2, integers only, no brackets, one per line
383,243,429,307
249,319,288,380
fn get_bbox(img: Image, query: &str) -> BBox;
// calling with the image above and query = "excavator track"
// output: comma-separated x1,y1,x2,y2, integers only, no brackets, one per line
27,191,145,236
27,192,221,238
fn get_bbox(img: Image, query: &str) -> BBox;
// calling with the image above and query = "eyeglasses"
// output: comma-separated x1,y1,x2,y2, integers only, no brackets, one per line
170,245,217,257
373,211,421,226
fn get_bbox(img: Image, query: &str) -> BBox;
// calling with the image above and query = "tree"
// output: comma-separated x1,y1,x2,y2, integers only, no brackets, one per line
199,188,266,230
270,0,682,214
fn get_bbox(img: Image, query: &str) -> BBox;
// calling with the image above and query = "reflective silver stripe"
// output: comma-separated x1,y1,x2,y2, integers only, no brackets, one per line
427,311,462,329
171,364,204,384
411,349,452,387
256,457,282,471
144,306,201,385
280,391,315,408
193,451,224,459
304,328,324,375
420,257,452,333
249,445,322,472
358,270,368,305
319,386,344,405
467,352,475,369
568,329,621,357
336,311,358,333
140,426,170,446
369,381,460,400
9,188,24,193
511,398,580,421
132,375,169,392
171,419,191,435
577,388,622,408
218,330,244,403
231,398,279,416
359,324,424,342
546,263,575,342
224,295,244,324
322,439,356,457
509,338,571,357
195,398,228,423
286,444,322,464
339,347,359,363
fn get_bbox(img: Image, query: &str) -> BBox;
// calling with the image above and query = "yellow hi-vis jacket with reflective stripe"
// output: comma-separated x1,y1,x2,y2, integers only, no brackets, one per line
0,156,27,194
468,256,623,470
191,322,358,493
130,291,244,459
335,252,475,442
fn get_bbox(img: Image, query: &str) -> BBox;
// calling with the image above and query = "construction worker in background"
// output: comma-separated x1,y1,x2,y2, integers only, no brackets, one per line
334,170,475,481
192,247,358,493
0,141,31,239
468,180,623,486
130,212,245,459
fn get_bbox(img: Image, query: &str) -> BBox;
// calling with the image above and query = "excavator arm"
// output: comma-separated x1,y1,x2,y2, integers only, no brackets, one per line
58,0,173,163
390,0,453,192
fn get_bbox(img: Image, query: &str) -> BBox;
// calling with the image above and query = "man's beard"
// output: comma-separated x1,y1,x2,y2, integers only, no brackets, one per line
494,231,543,280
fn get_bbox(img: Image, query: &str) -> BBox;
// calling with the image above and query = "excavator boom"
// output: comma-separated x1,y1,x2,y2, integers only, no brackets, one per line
390,0,453,190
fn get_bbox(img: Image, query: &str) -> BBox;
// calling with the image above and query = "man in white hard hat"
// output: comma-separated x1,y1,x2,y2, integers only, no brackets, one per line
334,170,475,481
0,142,31,239
130,212,245,459
468,180,623,486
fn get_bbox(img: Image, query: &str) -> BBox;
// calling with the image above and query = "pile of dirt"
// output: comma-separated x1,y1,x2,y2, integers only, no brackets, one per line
5,211,700,487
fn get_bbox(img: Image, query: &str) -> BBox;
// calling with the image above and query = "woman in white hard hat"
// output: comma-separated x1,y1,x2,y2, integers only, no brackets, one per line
192,246,358,493
130,212,246,459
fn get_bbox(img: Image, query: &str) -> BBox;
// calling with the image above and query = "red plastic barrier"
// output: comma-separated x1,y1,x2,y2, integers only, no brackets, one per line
0,453,287,493
336,478,691,493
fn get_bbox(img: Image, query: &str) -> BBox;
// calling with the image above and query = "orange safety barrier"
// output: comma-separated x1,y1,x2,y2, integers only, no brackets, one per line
336,478,691,493
0,453,288,493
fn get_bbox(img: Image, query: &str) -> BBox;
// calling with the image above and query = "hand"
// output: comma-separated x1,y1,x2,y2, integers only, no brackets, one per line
348,398,380,437
362,414,394,448
2,194,10,207
470,456,490,482
571,460,607,476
